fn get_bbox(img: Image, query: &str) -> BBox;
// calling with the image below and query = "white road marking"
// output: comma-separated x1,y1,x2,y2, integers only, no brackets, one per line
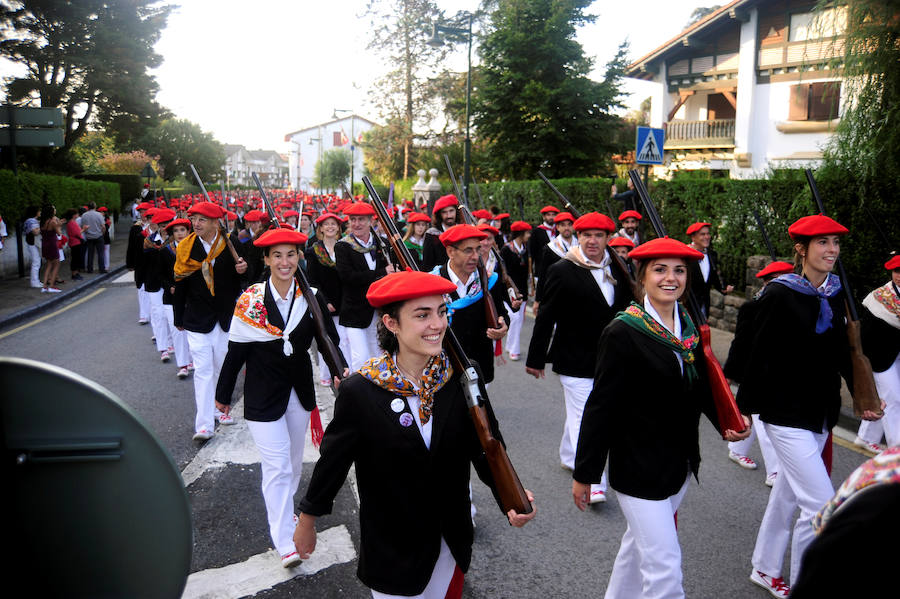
0,288,106,340
111,271,134,284
180,525,357,599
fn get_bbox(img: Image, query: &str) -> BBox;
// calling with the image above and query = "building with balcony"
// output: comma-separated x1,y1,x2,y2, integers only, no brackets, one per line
626,0,845,178
283,114,378,192
224,145,289,187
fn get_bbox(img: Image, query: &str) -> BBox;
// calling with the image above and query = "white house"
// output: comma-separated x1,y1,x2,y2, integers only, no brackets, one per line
626,0,846,178
283,114,378,192
224,145,289,187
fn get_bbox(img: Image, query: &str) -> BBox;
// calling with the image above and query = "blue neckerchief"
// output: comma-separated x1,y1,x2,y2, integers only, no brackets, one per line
770,272,842,333
430,266,498,323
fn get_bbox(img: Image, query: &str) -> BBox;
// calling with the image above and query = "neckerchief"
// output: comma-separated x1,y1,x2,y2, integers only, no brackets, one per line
312,241,335,267
229,280,309,356
771,273,842,334
339,233,374,255
548,234,577,259
358,352,453,425
504,239,527,262
616,301,699,385
813,446,900,534
404,238,424,260
862,282,900,330
174,232,226,296
430,265,498,321
564,246,617,286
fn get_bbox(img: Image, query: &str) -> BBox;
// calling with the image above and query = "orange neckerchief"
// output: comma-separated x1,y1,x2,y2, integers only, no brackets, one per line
174,232,226,296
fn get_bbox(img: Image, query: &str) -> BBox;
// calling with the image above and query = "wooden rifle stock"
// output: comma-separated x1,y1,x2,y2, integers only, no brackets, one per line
363,176,532,515
252,172,348,387
627,169,746,436
189,164,242,264
804,169,882,416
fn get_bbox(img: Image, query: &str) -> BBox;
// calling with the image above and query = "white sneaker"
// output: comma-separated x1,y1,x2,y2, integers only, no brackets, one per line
138,319,149,325
218,412,235,425
281,551,301,568
750,569,790,598
853,436,883,454
176,366,189,379
186,363,195,372
729,451,758,470
45,287,62,293
160,350,170,363
589,489,607,504
765,472,777,487
192,429,213,441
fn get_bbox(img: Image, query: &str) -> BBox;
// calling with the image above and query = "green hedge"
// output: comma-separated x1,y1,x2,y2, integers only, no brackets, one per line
78,173,142,206
0,169,120,222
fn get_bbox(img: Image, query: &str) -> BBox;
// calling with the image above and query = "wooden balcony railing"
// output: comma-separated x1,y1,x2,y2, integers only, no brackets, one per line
664,119,736,149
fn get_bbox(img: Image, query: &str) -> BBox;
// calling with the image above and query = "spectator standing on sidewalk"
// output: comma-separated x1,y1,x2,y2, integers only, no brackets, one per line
81,202,107,273
24,205,42,288
39,204,62,293
63,209,86,281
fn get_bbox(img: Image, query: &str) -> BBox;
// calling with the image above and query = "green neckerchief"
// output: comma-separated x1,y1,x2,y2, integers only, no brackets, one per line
616,301,699,386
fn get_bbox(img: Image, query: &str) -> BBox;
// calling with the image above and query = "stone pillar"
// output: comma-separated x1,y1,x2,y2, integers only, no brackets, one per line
412,169,429,212
425,168,442,215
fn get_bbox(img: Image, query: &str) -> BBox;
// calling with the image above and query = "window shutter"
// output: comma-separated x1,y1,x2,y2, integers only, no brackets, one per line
789,84,809,121
809,82,841,121
333,131,342,146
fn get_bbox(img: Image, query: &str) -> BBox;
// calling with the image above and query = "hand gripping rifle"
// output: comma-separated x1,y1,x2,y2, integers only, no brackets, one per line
628,169,747,436
805,169,882,417
189,164,242,265
363,175,532,516
537,171,641,300
252,172,349,390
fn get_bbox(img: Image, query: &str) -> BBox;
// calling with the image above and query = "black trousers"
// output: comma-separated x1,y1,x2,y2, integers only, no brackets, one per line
85,237,105,272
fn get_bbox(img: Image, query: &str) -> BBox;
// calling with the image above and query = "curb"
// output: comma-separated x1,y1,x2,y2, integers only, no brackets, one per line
0,264,128,332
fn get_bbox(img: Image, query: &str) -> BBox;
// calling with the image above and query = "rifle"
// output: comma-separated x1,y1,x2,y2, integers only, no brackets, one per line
362,175,532,516
804,169,882,417
537,171,641,300
444,155,505,325
628,169,747,436
189,164,242,265
750,207,779,263
252,172,348,391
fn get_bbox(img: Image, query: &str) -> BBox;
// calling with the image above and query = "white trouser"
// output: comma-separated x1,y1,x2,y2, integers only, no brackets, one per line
246,393,310,556
148,290,172,352
371,537,457,599
505,301,525,356
728,414,780,477
137,284,150,322
164,305,192,367
856,418,883,444
318,315,351,380
187,324,230,433
751,423,832,585
346,315,379,371
104,243,110,268
875,356,900,447
605,476,691,599
28,243,41,286
560,375,607,492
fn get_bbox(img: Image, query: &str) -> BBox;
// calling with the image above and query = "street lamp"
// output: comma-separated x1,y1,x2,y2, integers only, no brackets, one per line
332,107,355,195
428,12,473,204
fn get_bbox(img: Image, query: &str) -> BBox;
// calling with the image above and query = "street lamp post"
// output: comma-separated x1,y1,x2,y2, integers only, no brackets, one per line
332,108,355,195
428,12,473,204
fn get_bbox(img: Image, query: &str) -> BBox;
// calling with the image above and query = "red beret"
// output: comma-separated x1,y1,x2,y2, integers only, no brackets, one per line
315,212,342,225
439,224,487,246
343,202,376,216
150,209,176,224
283,209,299,218
225,210,238,221
471,209,493,220
366,270,458,308
608,236,635,249
144,207,158,217
187,202,224,219
756,261,794,278
433,195,459,213
165,218,192,232
788,214,849,240
574,212,615,233
406,212,431,224
885,255,900,271
253,228,308,247
143,183,150,188
686,222,711,236
618,210,642,221
540,205,560,214
628,237,704,261
495,212,510,220
98,206,108,213
137,202,152,211
477,223,500,236
242,209,264,222
279,222,296,229
553,211,575,224
510,220,532,232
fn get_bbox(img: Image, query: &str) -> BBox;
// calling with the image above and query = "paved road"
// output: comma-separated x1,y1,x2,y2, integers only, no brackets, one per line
2,278,876,598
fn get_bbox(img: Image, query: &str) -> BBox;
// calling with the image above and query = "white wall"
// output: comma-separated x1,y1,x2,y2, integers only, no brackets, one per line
288,116,375,192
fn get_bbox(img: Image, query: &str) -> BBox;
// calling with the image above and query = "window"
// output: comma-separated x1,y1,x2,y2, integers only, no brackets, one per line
333,131,342,146
788,81,841,121
789,7,847,42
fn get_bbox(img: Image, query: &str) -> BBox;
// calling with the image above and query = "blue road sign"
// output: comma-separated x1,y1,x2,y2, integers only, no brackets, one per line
635,126,665,165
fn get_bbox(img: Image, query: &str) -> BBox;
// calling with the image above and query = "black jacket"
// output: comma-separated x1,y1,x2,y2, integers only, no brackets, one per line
160,244,177,305
126,223,147,288
335,237,389,328
215,284,341,421
141,231,165,293
526,251,634,378
499,241,529,298
232,230,265,285
687,248,725,317
528,225,553,272
575,316,718,500
861,300,900,372
298,370,503,596
172,235,245,333
305,241,342,315
736,282,852,432
534,241,569,303
438,264,510,384
421,231,446,273
722,296,761,383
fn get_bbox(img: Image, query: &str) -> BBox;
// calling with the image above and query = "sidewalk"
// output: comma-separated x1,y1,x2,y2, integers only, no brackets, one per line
0,214,131,331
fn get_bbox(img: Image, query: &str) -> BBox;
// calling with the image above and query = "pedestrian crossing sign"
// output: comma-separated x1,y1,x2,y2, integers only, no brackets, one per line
635,127,665,165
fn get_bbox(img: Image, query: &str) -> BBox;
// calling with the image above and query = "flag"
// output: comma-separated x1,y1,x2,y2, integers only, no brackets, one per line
340,127,349,146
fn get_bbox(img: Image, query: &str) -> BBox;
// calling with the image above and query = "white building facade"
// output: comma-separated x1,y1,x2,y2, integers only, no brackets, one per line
284,115,377,192
224,145,289,187
627,0,845,178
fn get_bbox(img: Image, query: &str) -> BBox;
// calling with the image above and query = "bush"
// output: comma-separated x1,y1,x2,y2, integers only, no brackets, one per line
78,173,142,206
0,169,120,223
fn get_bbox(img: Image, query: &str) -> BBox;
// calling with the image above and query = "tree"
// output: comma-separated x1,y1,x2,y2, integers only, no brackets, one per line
473,0,628,179
686,5,721,27
69,131,116,174
314,148,351,192
97,150,157,175
0,0,173,155
139,119,225,183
